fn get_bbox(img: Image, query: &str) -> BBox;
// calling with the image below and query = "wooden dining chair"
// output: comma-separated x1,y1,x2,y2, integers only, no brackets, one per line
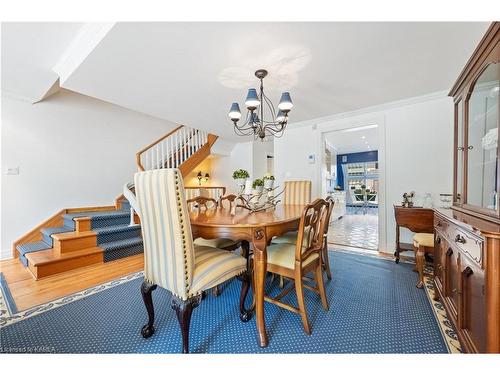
218,194,238,211
134,169,247,353
188,195,241,296
264,198,330,334
187,196,218,211
271,196,334,280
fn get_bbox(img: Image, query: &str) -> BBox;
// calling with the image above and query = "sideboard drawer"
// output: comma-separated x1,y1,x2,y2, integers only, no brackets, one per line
434,215,448,233
445,224,483,267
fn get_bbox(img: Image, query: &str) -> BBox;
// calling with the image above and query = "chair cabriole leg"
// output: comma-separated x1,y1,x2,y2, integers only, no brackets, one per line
140,280,157,338
415,245,425,289
171,294,202,354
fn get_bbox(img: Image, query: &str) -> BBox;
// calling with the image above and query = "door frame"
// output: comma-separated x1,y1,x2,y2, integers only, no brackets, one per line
313,114,387,253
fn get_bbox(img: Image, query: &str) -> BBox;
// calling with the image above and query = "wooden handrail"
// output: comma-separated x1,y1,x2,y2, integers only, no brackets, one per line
136,125,184,171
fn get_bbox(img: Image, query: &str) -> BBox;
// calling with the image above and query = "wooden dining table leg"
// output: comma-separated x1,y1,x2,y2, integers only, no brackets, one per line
238,240,253,322
252,227,268,347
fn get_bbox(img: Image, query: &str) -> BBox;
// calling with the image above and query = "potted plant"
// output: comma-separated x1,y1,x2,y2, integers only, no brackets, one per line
252,178,264,193
263,173,275,189
232,169,250,187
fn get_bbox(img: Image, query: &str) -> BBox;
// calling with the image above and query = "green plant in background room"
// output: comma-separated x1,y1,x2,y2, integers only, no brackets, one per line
232,169,250,187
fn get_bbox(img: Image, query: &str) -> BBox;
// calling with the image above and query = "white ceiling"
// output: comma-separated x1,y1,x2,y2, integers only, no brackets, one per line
325,126,379,154
1,22,84,102
1,22,491,141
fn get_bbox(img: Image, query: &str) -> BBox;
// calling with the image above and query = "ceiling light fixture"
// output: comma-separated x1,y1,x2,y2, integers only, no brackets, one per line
228,69,293,141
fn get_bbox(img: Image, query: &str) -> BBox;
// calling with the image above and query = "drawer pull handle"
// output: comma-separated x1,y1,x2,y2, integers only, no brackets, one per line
452,288,462,295
436,237,441,244
455,234,466,244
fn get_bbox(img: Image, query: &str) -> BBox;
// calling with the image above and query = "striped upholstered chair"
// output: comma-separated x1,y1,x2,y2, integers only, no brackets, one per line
273,180,312,245
134,169,247,353
283,180,312,206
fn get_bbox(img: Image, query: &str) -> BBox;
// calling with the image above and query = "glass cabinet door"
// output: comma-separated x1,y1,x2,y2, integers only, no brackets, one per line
455,99,464,204
465,62,499,212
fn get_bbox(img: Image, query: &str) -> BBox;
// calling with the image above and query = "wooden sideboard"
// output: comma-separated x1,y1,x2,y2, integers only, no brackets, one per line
436,22,500,353
434,209,500,353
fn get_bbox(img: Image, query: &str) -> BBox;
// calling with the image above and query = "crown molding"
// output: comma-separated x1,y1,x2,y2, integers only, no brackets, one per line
288,90,449,130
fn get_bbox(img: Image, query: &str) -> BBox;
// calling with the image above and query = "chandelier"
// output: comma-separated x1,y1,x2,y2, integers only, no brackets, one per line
228,69,293,140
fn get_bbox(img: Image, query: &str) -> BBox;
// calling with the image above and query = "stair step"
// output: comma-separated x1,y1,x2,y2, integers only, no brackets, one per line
101,237,143,263
51,231,97,253
25,247,103,279
16,241,51,267
63,210,130,230
41,226,74,246
94,224,141,245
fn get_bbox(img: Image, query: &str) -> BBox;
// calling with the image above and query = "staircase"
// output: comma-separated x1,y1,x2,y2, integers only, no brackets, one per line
13,125,218,279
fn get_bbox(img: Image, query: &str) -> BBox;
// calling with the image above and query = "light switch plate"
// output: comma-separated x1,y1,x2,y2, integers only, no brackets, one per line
6,167,19,175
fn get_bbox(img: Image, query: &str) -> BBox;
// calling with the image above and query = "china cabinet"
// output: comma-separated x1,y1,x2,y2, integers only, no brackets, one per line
435,22,499,353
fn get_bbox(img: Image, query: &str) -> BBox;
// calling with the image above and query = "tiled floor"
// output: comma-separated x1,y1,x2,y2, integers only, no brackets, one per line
328,208,379,250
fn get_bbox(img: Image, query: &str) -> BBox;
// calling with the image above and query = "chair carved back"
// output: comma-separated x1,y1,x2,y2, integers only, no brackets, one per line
324,196,335,236
134,169,195,300
295,198,329,264
284,180,312,205
218,194,238,210
187,196,218,211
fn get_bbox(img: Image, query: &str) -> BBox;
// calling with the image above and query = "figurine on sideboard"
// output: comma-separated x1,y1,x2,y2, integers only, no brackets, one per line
401,191,415,208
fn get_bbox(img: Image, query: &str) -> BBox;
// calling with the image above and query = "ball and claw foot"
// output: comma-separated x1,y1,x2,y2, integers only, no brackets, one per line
240,310,254,323
141,324,155,338
416,281,424,289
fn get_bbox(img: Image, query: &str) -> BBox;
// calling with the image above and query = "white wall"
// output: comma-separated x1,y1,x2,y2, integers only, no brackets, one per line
274,125,317,189
1,90,178,259
209,141,253,195
252,140,274,181
274,93,454,253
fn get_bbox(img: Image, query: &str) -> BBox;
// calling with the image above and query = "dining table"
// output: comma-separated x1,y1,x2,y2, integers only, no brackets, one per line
189,204,305,347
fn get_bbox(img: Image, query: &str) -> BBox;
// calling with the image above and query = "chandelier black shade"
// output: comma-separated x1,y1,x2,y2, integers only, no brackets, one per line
228,69,293,140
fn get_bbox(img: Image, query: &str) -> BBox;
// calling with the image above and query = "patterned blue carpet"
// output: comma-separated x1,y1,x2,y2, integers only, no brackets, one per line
0,251,447,353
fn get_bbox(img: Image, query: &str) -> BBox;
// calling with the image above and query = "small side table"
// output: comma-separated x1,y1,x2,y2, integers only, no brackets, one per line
393,205,434,263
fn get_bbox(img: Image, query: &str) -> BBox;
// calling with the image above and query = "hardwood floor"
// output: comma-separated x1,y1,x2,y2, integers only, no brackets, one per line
1,254,144,311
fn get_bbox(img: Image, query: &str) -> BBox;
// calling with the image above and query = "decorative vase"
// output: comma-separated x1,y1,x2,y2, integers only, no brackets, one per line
264,179,274,189
235,178,246,187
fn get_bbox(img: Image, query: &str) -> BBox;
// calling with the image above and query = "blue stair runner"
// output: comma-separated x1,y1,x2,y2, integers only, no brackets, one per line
16,200,143,268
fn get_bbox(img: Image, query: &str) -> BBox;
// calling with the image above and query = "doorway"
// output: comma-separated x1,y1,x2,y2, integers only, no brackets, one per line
322,124,381,252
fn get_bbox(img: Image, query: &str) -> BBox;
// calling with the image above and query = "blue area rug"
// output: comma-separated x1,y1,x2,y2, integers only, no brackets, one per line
0,251,447,353
0,273,18,315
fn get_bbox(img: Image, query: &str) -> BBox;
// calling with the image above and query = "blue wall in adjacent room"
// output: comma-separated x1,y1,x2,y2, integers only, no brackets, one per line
336,150,378,190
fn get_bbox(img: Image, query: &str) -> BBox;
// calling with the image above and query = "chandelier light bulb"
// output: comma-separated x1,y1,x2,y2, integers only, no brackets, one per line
245,88,260,109
278,92,293,112
228,102,242,120
276,110,286,123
